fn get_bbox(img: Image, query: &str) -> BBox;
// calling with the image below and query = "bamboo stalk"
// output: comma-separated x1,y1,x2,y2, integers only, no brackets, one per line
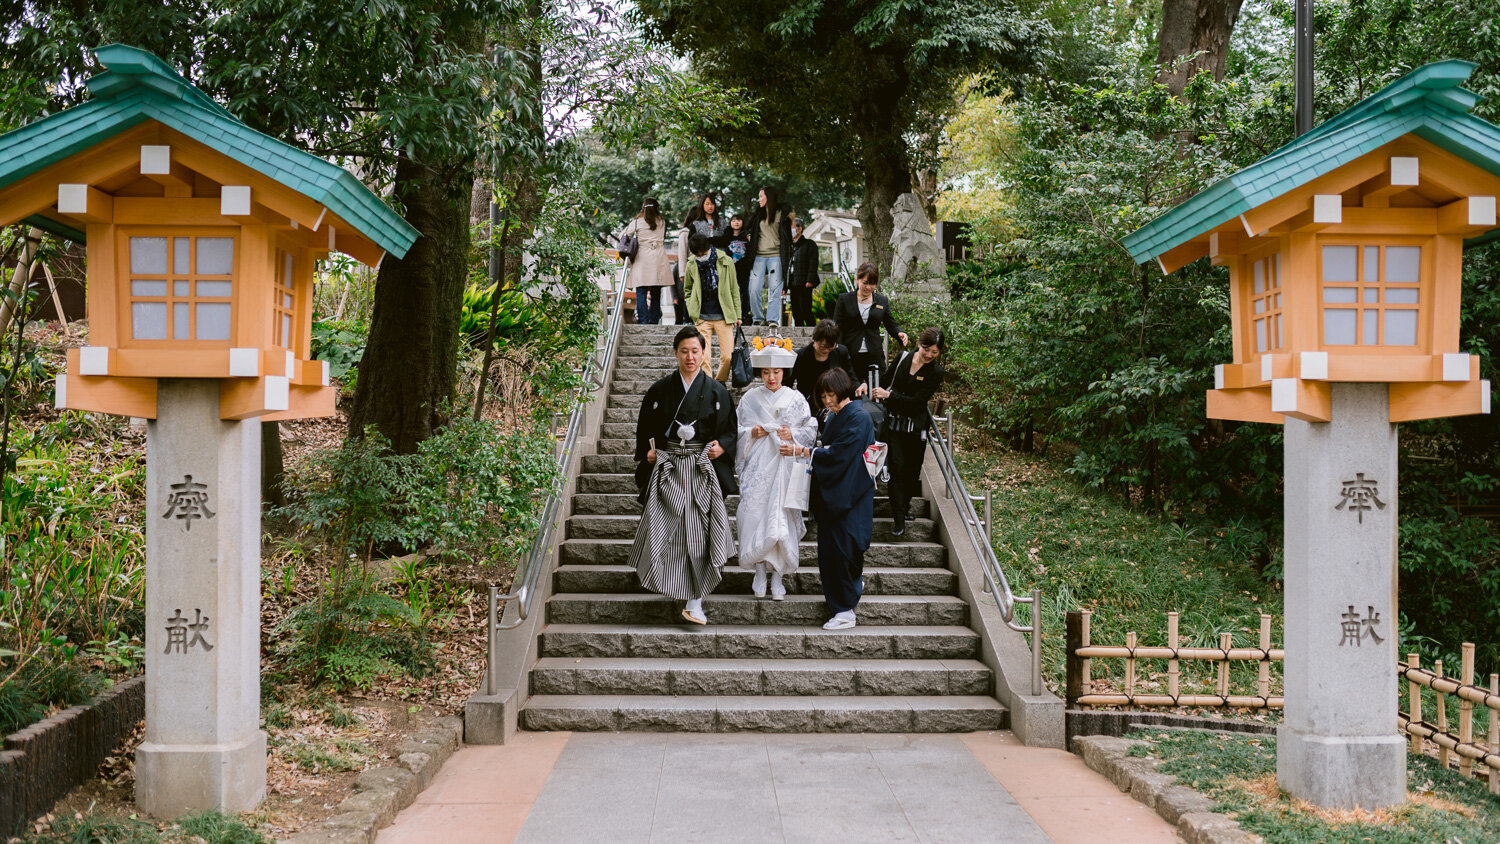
1409,653,1423,756
1076,693,1283,708
1167,612,1180,701
1080,610,1092,695
1257,614,1271,701
1398,715,1500,773
1437,659,1450,771
1461,644,1475,778
1125,632,1137,700
1074,645,1283,661
1217,632,1232,698
1490,674,1498,795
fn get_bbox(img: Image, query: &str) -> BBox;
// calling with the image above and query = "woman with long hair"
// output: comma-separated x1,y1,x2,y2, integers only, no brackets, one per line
870,327,946,537
622,197,671,323
746,185,794,327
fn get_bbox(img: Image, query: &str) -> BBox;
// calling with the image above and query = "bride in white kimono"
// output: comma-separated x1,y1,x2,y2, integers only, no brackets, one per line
735,343,818,599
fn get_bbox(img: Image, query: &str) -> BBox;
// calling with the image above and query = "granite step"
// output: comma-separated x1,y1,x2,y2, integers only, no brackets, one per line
571,488,930,516
566,514,934,543
546,593,968,627
553,564,956,596
520,694,1005,733
530,657,993,697
539,624,980,661
559,538,948,568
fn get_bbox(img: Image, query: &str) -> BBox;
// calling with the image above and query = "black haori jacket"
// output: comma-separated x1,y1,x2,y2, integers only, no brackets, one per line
634,370,739,503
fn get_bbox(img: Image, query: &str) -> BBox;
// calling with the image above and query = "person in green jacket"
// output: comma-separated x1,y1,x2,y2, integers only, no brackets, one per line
683,232,743,385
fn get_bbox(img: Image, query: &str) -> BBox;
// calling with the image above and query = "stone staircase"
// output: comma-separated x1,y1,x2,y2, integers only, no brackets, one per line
519,322,1007,732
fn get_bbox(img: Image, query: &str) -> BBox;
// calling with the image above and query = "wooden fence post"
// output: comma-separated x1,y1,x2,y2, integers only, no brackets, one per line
1460,643,1475,778
1408,653,1423,756
1125,632,1137,702
1437,659,1450,771
1489,673,1498,795
1065,611,1083,707
1167,612,1180,702
1217,632,1232,702
1257,614,1271,701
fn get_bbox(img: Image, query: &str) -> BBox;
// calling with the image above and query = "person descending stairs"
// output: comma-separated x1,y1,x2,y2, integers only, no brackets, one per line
520,323,1007,732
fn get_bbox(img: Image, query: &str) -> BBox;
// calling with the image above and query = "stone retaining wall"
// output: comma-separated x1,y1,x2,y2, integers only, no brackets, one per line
0,676,145,837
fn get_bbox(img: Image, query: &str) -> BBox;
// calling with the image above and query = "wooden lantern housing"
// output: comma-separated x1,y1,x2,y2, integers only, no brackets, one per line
1124,60,1500,424
0,45,417,420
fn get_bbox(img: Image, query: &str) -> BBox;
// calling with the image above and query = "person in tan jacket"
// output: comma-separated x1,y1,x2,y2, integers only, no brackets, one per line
622,197,671,323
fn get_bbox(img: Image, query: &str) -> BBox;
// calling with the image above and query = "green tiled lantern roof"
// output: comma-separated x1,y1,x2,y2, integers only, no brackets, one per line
0,44,417,258
1124,60,1500,265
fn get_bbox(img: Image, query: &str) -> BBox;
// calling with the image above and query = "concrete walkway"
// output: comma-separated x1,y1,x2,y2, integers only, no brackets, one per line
377,731,1180,844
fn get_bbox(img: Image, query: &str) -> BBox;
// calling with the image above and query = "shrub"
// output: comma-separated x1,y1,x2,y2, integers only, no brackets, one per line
273,577,435,690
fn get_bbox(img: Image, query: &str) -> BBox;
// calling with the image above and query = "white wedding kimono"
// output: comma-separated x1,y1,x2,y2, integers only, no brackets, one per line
735,384,819,573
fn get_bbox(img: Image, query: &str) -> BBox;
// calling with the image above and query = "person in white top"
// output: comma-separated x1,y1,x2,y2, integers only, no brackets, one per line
734,343,817,599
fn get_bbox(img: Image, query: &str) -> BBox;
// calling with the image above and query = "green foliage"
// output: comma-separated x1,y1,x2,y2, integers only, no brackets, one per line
810,273,853,322
310,319,368,384
1,417,145,733
273,576,435,691
960,447,1282,693
580,137,863,236
274,415,561,562
460,284,540,349
1129,730,1500,843
22,809,270,843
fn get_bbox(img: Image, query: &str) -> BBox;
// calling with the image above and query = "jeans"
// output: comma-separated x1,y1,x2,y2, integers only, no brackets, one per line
634,285,663,324
695,319,736,383
748,256,782,325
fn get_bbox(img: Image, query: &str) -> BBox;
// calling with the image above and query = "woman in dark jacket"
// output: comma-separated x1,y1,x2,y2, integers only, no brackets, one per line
870,327,946,537
786,217,820,327
782,367,874,630
834,262,907,383
788,319,852,426
746,185,794,327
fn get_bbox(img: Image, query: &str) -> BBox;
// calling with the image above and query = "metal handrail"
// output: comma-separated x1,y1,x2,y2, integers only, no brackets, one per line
484,262,629,695
928,411,1045,697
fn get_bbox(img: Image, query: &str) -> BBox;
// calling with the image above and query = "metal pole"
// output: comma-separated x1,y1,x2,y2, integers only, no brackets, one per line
1031,588,1043,697
486,586,498,696
983,490,993,544
1294,0,1314,137
944,416,955,499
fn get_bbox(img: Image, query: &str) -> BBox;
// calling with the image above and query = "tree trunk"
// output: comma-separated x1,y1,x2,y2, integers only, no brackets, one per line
857,149,912,280
347,151,473,453
261,421,285,508
1156,0,1244,96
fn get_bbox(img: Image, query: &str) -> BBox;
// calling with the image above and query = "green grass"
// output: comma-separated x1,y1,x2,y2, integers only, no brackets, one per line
1125,730,1500,843
23,810,269,843
955,444,1284,698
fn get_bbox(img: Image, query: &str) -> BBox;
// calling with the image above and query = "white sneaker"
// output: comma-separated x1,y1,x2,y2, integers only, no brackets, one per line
822,611,856,630
751,564,768,598
769,573,786,601
683,599,707,625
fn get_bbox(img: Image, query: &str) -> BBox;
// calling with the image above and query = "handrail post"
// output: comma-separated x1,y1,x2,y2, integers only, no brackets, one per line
1065,610,1082,707
983,490,993,544
485,586,498,696
1031,588,1043,697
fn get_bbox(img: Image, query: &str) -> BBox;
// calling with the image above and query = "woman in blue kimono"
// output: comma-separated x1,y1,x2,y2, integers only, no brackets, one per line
781,367,874,629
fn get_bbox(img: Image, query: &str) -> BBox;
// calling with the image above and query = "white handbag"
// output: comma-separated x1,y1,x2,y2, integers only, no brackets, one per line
784,454,812,511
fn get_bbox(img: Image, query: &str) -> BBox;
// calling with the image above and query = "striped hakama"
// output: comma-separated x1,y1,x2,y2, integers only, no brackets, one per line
628,441,734,600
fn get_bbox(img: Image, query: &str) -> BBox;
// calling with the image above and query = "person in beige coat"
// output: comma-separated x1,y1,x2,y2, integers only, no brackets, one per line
622,197,672,323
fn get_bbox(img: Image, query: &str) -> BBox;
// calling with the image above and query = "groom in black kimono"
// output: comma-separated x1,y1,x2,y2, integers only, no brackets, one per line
629,326,739,624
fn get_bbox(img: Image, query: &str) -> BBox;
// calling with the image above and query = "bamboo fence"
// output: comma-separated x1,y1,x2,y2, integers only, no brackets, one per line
1065,609,1500,792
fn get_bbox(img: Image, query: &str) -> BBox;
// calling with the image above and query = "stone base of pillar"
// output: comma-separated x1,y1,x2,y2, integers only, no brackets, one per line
136,731,267,816
1276,726,1406,809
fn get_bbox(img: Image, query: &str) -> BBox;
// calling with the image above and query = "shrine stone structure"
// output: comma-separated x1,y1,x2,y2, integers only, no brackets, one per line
1124,61,1500,809
0,45,416,814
